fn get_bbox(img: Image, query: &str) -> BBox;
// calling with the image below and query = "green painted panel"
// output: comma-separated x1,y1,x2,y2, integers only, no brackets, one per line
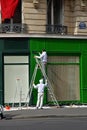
81,90,87,103
30,38,87,105
0,38,29,105
30,38,46,51
0,39,4,51
45,39,81,52
78,39,87,52
1,37,87,105
81,55,87,88
4,38,29,50
80,54,87,103
0,39,4,105
30,38,81,53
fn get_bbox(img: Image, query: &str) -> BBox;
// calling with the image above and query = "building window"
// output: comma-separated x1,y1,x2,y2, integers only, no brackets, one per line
0,1,22,33
46,0,67,34
2,0,21,24
13,0,21,24
4,56,29,105
47,56,80,101
47,0,63,25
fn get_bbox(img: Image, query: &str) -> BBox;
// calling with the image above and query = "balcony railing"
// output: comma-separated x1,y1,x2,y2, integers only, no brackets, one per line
46,24,67,35
0,24,67,35
0,24,26,33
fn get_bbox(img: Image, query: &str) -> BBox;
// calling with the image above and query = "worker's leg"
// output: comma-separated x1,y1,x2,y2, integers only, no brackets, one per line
39,93,44,109
36,93,41,108
41,63,47,83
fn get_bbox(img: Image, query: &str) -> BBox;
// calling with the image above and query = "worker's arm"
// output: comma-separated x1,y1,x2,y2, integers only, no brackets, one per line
35,52,45,59
44,79,48,87
33,83,38,89
34,55,40,59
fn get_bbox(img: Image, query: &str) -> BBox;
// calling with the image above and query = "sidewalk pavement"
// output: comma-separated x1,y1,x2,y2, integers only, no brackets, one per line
3,105,87,120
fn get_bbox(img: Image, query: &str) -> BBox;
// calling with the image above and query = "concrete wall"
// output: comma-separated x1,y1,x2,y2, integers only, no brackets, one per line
22,0,47,34
64,0,87,35
22,0,87,35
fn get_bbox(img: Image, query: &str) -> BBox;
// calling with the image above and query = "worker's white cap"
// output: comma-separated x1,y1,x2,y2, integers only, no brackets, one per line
39,79,43,83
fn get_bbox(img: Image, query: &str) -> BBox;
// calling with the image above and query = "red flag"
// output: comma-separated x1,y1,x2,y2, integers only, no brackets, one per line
0,0,1,12
1,0,19,21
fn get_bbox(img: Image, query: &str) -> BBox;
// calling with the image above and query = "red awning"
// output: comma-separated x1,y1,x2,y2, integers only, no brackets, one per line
1,0,19,21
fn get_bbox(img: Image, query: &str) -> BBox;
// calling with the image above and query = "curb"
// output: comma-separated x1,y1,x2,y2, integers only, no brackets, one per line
5,114,87,120
4,107,87,120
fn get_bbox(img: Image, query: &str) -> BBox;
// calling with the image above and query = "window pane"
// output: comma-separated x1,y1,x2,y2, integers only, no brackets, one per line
4,65,29,104
47,0,63,25
4,55,29,105
1,0,21,23
48,56,79,63
47,56,80,101
4,56,28,63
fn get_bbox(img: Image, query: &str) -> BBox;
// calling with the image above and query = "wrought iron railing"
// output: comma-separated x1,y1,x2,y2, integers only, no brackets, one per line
0,24,26,33
0,24,67,34
46,24,67,35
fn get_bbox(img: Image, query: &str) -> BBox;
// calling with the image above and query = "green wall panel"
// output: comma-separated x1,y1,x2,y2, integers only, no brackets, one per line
30,38,81,53
81,55,87,88
0,37,87,105
4,38,29,51
80,54,87,103
30,38,87,104
30,38,46,51
0,39,4,105
0,52,3,105
81,90,87,103
45,39,81,52
0,38,29,105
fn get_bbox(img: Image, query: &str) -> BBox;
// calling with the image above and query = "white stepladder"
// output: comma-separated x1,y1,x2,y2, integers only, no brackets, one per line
24,63,38,107
25,57,59,107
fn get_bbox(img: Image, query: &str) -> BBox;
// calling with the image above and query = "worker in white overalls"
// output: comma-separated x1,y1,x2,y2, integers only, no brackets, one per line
33,78,47,109
35,49,47,71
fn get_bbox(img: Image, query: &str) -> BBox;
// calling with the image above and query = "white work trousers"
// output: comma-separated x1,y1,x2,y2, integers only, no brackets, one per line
36,92,44,109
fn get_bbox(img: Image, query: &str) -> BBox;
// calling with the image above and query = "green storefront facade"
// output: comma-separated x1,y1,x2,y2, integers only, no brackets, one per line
0,36,87,105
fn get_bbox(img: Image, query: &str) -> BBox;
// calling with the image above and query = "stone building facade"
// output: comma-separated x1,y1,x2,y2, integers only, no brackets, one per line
21,0,87,35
